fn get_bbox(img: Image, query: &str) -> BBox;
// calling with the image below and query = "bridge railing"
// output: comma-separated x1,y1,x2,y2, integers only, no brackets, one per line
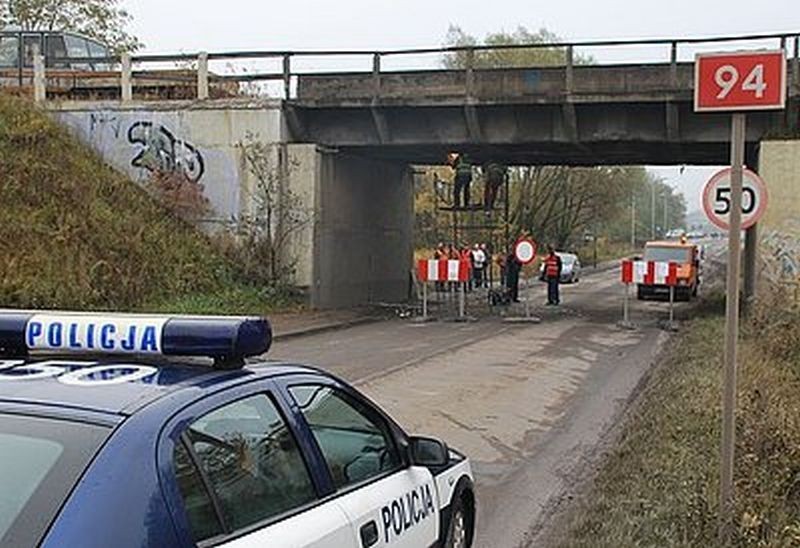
11,32,800,103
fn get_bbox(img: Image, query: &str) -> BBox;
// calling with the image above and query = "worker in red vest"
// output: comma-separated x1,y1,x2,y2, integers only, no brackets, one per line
544,246,563,305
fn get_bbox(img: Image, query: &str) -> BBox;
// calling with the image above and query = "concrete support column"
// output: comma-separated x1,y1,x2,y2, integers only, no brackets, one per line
197,52,209,100
742,147,760,314
312,152,413,309
121,53,133,103
743,223,758,309
32,44,45,103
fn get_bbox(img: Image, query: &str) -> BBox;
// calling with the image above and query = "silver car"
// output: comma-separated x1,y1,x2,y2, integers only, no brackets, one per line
539,252,581,283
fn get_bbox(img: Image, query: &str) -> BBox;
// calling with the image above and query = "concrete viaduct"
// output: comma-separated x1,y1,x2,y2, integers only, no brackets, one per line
32,33,800,308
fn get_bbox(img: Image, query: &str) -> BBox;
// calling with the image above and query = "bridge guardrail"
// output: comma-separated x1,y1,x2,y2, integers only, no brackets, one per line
7,32,799,104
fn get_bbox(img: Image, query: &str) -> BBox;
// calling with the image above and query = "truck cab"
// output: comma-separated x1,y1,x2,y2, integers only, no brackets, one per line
638,240,701,300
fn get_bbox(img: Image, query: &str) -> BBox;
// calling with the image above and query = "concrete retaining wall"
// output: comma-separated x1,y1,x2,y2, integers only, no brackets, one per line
48,100,414,308
50,99,283,227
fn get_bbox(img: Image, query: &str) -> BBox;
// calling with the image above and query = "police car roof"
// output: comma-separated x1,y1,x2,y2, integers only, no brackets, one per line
0,359,319,418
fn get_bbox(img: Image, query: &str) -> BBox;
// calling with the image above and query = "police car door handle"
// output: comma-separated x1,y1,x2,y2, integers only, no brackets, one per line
359,520,379,548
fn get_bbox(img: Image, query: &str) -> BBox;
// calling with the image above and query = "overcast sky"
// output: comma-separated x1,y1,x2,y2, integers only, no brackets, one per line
125,0,798,212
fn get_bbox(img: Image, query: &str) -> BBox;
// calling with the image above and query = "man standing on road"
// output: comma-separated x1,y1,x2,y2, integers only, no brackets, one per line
471,244,486,289
544,246,563,305
506,249,522,302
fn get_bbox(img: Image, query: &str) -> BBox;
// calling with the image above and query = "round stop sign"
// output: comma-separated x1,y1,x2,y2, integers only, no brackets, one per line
702,167,768,230
514,238,537,265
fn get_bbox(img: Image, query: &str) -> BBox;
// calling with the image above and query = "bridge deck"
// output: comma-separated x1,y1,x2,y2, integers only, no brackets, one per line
297,63,700,106
291,62,798,166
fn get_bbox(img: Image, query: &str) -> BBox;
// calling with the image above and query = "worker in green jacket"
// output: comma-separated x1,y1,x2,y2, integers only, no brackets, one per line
452,153,473,209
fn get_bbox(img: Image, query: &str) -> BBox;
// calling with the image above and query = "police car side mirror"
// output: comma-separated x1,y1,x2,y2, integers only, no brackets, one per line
409,436,449,467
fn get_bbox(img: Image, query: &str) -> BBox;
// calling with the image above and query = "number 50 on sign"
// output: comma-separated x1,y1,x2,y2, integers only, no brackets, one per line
695,51,786,111
702,167,769,230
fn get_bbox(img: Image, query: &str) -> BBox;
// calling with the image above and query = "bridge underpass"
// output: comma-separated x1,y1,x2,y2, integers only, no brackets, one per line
286,54,797,307
36,33,800,309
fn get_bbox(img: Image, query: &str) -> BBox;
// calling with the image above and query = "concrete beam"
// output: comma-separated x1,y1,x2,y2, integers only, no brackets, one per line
666,102,679,142
121,53,133,104
463,103,482,142
370,103,391,144
197,52,209,100
283,103,307,141
32,45,45,103
561,102,578,142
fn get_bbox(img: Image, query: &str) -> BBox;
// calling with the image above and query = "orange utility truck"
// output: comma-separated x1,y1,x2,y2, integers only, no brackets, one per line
637,240,701,301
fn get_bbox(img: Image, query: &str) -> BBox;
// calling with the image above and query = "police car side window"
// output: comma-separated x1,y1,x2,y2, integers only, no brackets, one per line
177,394,317,538
173,441,224,542
289,385,402,490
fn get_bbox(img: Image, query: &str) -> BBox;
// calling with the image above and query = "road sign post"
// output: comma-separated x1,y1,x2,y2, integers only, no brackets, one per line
622,282,631,327
720,112,745,540
504,237,542,324
422,279,428,320
695,49,783,543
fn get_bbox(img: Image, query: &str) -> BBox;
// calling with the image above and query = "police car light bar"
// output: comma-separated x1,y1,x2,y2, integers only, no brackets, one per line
0,310,272,368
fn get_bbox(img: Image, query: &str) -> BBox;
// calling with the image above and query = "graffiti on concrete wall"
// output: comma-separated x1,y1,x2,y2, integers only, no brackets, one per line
762,228,800,282
127,121,205,183
89,112,123,139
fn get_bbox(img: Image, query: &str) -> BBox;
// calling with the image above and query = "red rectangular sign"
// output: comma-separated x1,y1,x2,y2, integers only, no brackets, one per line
694,50,786,112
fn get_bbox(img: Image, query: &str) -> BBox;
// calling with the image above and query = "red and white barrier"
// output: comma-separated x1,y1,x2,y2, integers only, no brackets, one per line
417,259,471,283
416,259,472,321
619,260,681,329
621,260,679,286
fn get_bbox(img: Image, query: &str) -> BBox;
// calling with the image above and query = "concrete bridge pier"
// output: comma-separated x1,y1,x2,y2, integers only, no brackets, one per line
312,151,413,308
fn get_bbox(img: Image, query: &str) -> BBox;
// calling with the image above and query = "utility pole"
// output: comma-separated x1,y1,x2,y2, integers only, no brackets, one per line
630,192,636,250
651,179,657,239
664,190,669,235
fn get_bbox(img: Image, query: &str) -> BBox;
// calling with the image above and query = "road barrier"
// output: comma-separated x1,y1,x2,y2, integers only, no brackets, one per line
416,259,471,320
620,259,680,329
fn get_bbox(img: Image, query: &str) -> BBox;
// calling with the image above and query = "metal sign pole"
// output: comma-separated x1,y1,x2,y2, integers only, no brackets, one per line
524,275,531,318
623,283,630,324
422,281,428,320
719,112,745,542
459,282,466,319
669,285,675,325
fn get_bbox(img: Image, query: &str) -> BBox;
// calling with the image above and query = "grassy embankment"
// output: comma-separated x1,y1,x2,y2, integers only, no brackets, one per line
556,286,800,547
0,94,299,314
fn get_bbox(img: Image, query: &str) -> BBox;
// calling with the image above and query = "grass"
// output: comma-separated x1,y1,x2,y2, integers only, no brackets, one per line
0,93,295,315
555,288,800,547
144,285,305,316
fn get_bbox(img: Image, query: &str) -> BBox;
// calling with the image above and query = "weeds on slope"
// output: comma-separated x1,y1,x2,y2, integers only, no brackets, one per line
0,94,298,314
555,286,800,547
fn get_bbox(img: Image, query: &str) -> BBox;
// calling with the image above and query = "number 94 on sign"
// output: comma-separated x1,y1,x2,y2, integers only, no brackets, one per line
702,167,768,231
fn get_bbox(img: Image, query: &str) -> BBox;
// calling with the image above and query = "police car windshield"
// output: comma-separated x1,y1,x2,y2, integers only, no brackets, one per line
0,414,109,547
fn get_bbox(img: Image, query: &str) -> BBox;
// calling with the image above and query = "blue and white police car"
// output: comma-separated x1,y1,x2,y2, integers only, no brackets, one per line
0,310,475,548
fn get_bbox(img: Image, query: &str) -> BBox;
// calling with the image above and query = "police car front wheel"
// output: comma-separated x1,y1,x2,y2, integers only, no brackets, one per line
443,494,472,548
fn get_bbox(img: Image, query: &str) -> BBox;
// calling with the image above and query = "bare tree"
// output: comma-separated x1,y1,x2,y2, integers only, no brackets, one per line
1,0,141,53
235,133,311,287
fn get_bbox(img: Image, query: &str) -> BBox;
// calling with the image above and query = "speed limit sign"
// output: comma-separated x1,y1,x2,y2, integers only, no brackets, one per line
514,238,537,265
702,167,768,230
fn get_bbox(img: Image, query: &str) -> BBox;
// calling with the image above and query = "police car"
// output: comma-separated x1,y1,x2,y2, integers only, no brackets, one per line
0,310,475,548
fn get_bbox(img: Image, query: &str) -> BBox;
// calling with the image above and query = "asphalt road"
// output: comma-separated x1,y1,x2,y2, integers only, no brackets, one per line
270,266,688,547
